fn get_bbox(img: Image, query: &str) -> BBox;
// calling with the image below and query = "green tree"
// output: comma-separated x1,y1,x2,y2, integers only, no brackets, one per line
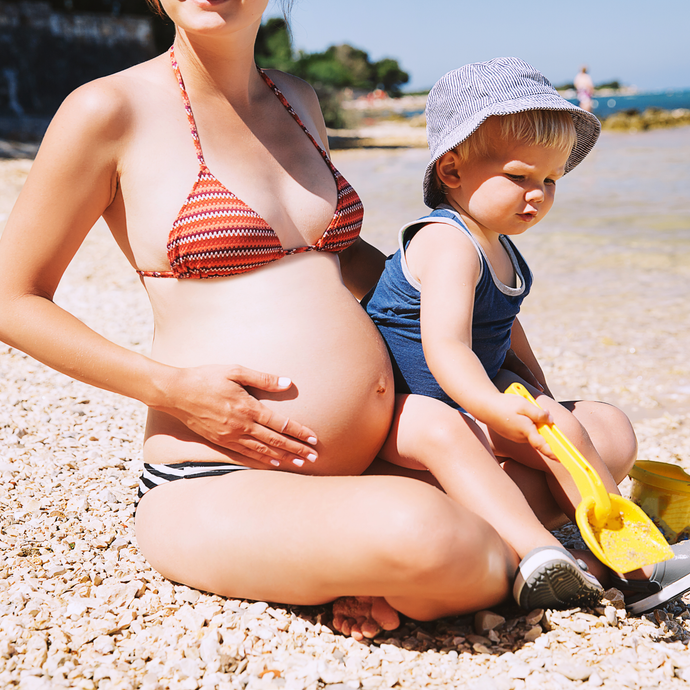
293,51,353,90
325,45,373,89
255,17,295,72
253,18,410,127
373,58,409,96
293,45,409,95
596,80,621,91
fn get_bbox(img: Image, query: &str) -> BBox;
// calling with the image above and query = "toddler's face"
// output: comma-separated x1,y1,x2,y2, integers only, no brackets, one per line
454,137,569,238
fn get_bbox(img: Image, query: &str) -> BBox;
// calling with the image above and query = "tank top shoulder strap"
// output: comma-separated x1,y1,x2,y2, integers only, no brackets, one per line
399,206,481,254
169,46,206,168
396,205,485,289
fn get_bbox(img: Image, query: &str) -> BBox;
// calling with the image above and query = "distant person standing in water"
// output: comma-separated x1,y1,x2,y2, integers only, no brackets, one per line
575,66,595,112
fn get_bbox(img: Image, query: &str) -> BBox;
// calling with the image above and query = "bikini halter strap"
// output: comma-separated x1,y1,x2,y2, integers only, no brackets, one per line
169,45,336,174
169,45,206,168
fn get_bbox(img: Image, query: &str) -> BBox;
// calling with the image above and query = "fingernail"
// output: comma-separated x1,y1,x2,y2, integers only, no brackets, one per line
278,377,291,388
270,460,280,467
293,458,304,467
307,436,317,445
307,453,317,463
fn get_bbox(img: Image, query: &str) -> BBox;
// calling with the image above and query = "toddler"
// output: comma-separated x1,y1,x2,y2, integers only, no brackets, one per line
364,57,621,610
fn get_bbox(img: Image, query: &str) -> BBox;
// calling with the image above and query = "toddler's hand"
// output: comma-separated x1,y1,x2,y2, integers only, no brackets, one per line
487,394,556,459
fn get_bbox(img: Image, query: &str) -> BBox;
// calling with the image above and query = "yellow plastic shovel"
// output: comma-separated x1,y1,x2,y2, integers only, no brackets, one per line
506,382,673,573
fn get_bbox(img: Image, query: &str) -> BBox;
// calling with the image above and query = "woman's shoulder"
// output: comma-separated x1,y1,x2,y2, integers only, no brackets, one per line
262,69,318,103
261,69,328,141
50,55,169,145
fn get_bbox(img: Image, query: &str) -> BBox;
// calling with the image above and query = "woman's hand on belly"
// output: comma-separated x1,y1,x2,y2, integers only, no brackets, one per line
153,363,319,468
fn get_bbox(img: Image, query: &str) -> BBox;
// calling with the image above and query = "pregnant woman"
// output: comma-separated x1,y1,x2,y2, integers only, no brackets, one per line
0,0,523,639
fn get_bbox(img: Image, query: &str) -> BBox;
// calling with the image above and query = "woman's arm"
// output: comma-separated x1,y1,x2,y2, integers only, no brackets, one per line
507,318,553,397
339,238,387,300
0,81,127,384
0,80,318,467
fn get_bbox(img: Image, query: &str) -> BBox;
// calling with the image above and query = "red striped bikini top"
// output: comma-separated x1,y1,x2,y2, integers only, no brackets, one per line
137,48,364,279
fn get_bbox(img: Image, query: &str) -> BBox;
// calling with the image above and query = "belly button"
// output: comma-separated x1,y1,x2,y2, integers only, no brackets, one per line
376,378,388,395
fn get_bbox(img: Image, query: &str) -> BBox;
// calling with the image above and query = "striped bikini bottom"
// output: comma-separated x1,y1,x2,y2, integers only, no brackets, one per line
136,461,250,511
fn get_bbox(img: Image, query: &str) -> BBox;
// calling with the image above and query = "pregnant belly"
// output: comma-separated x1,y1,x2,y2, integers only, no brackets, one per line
144,344,394,474
143,262,395,475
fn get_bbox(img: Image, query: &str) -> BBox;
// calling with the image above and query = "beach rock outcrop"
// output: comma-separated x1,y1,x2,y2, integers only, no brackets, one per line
602,107,690,132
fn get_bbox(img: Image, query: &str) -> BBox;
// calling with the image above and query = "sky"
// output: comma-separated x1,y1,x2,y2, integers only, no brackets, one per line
265,0,690,93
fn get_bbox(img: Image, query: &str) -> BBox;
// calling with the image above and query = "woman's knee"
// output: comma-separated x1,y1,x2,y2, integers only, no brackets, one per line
566,401,637,481
380,487,514,620
374,482,505,580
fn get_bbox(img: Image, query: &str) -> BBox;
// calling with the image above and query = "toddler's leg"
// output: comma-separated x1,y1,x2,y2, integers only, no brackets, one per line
378,394,603,608
379,394,563,559
502,461,566,530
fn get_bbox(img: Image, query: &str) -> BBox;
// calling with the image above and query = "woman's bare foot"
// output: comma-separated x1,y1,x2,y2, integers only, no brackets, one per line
331,596,400,641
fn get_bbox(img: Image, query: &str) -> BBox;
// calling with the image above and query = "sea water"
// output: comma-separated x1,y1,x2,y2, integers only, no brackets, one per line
566,89,690,118
402,90,690,120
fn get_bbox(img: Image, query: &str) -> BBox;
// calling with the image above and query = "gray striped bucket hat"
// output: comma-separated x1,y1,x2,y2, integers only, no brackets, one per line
423,57,601,208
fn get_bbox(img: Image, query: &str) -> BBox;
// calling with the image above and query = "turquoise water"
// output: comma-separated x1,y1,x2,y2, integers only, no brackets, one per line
566,89,690,118
403,89,690,119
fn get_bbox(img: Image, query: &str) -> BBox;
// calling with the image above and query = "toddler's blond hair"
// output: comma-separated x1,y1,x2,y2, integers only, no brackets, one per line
434,110,577,195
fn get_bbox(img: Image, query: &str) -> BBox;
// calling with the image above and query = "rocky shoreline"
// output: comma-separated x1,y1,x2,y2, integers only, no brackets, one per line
1,129,690,689
326,109,690,150
601,107,690,132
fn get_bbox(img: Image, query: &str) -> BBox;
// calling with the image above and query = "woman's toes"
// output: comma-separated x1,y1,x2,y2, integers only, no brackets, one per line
371,597,401,632
332,596,400,640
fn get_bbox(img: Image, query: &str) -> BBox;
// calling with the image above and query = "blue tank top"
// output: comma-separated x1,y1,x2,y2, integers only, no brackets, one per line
362,206,532,411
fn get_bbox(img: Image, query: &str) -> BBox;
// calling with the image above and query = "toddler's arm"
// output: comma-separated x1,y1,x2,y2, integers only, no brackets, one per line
407,223,554,456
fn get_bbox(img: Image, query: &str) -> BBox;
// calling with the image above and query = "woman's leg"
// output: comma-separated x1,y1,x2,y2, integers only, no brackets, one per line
489,371,621,520
498,387,637,529
135,468,516,631
563,400,638,483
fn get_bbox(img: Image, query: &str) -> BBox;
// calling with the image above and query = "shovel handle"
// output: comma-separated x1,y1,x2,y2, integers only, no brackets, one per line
505,383,612,524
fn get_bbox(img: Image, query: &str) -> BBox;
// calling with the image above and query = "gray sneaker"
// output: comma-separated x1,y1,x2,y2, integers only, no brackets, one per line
513,546,604,610
611,540,690,616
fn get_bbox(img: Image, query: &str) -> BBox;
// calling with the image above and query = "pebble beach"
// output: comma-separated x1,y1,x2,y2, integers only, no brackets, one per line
1,125,690,689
